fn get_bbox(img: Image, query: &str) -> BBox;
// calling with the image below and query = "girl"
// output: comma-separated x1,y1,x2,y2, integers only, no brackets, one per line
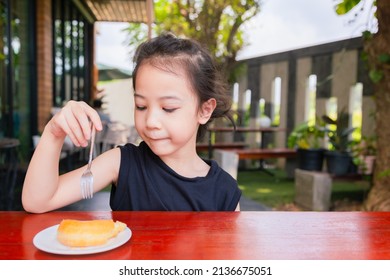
22,33,241,213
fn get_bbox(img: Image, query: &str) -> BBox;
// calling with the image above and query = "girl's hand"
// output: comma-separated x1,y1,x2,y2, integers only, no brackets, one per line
48,101,103,147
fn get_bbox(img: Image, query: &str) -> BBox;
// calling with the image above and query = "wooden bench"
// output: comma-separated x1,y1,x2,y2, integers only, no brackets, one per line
214,148,297,178
196,142,247,158
228,148,297,160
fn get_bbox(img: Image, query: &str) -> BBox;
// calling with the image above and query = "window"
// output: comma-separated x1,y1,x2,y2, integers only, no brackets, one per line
326,97,338,121
271,77,281,126
53,0,92,107
306,74,317,125
258,98,265,117
0,0,33,153
325,97,338,149
232,82,239,110
243,89,251,126
349,83,363,141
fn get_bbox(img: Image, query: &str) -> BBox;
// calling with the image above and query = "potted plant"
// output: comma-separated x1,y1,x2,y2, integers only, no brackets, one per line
322,109,356,175
350,136,377,175
288,119,326,171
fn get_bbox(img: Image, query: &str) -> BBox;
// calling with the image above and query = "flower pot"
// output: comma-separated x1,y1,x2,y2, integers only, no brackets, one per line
297,148,325,171
325,151,352,176
358,155,376,175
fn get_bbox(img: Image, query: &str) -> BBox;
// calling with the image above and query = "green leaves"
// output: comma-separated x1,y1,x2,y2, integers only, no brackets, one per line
322,108,356,153
369,69,383,83
362,30,373,40
378,53,390,64
368,54,390,83
334,0,362,15
287,121,325,149
378,169,390,179
125,0,261,81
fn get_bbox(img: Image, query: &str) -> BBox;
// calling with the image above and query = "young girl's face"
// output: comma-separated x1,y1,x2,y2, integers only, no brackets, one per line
134,62,206,158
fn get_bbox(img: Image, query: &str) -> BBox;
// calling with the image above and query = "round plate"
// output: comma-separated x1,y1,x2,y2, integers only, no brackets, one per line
33,224,131,255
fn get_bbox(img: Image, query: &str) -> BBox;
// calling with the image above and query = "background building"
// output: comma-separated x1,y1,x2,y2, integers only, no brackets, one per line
0,0,153,162
238,36,375,151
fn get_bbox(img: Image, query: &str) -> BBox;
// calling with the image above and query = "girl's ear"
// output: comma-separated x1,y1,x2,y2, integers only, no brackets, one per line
198,98,217,124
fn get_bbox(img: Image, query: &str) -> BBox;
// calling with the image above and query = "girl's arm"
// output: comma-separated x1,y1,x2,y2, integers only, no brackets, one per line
22,101,120,213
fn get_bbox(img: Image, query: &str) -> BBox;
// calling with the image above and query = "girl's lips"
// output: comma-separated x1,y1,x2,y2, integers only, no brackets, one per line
144,132,167,141
146,136,168,142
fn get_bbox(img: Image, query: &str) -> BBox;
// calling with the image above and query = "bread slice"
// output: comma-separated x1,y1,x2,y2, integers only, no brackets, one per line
57,219,126,247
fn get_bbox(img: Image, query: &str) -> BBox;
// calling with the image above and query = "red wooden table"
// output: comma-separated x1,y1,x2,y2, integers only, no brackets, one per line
1,211,390,260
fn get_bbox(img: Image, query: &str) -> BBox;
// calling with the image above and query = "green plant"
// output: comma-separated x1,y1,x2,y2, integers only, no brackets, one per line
350,136,377,172
287,120,325,149
322,109,356,153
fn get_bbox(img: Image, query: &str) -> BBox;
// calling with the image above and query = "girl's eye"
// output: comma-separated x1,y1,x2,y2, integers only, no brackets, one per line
136,105,146,111
163,108,177,113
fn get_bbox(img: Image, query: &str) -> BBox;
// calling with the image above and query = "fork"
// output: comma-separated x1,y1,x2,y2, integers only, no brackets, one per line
80,126,96,199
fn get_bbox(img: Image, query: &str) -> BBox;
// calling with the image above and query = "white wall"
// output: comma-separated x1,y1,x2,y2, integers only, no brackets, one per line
98,79,134,126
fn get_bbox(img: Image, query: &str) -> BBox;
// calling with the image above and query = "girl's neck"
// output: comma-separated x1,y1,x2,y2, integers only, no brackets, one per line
160,153,210,178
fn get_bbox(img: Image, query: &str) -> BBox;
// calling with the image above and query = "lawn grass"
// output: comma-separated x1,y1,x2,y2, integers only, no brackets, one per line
237,168,371,209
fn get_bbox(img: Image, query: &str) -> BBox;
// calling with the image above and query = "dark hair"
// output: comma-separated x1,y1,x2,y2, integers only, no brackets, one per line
132,32,234,141
92,99,103,109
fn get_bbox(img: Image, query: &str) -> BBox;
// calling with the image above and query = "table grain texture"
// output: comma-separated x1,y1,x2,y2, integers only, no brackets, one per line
1,211,390,260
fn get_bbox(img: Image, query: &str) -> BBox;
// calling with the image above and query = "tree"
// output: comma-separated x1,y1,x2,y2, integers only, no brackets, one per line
336,0,390,210
124,0,261,82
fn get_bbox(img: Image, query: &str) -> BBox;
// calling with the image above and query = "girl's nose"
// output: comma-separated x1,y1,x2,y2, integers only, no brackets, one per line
145,109,161,129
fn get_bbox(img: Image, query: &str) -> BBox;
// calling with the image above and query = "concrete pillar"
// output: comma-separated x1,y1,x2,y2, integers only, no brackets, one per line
295,169,332,211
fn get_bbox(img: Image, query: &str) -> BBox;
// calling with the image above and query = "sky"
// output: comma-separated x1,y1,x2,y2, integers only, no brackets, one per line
96,0,376,71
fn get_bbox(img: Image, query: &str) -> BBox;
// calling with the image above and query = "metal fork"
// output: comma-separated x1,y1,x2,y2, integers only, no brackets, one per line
80,126,96,199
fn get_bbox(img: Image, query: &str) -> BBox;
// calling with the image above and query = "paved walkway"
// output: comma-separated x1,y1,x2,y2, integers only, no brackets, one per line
240,196,271,211
60,192,271,211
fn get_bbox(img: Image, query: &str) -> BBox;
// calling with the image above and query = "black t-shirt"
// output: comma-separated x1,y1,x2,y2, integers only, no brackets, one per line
110,142,241,211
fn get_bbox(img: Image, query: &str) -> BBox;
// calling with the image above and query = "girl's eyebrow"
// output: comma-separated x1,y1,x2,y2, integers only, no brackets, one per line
134,93,144,99
134,92,182,102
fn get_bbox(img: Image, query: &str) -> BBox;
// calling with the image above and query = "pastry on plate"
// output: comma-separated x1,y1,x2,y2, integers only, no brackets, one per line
57,219,126,247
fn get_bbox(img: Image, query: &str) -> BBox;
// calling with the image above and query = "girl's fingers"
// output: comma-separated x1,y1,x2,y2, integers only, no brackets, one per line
69,102,93,144
65,108,88,147
51,101,103,147
61,120,83,147
78,101,103,135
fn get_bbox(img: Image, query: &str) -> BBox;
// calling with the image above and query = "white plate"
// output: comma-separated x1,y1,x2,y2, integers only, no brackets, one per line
33,224,132,255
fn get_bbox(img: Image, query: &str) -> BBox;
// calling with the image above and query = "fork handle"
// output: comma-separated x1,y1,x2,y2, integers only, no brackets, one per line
87,126,96,169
